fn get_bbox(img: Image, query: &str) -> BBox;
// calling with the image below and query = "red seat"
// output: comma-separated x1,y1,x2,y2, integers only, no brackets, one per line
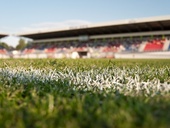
0,49,7,54
45,48,56,53
23,49,34,54
144,40,164,51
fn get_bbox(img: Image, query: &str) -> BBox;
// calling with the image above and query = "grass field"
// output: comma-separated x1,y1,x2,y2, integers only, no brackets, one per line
0,59,170,128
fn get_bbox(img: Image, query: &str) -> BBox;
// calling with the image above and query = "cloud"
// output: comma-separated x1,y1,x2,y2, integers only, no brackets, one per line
20,20,92,33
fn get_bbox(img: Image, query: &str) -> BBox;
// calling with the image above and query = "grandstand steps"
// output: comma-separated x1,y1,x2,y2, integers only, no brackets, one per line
163,40,170,51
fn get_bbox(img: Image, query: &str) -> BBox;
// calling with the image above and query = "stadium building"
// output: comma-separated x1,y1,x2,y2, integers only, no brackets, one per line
0,33,9,58
17,16,170,59
0,34,6,39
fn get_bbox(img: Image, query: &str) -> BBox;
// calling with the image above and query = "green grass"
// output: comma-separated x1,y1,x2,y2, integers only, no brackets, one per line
0,59,170,128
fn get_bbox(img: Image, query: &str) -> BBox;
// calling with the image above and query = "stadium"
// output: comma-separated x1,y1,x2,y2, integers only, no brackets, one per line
0,16,170,59
7,15,168,59
0,33,9,58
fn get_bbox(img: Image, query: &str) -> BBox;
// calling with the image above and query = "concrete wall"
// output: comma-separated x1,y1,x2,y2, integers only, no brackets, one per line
115,51,170,59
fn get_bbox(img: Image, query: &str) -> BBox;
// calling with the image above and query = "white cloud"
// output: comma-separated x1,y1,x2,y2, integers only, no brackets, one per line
20,20,92,33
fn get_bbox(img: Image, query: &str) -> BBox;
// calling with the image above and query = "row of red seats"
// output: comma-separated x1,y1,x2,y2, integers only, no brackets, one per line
22,38,168,54
144,39,165,51
23,49,35,54
0,49,7,54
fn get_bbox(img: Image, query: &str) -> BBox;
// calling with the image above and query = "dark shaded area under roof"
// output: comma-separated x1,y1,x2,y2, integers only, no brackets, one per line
0,34,7,39
20,18,170,40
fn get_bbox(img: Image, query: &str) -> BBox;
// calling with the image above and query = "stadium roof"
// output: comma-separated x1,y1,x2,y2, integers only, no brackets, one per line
19,15,170,40
0,33,7,39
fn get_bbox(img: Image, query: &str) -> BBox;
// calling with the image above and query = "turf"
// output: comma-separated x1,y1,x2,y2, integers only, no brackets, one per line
0,59,170,128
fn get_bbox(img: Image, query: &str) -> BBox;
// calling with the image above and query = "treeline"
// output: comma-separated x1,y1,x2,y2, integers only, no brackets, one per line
0,38,27,51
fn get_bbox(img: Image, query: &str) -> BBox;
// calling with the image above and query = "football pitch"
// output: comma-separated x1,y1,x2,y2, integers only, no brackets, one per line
0,59,170,128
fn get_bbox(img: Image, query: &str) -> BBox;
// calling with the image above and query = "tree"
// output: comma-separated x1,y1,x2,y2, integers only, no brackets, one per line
0,42,10,50
16,38,27,50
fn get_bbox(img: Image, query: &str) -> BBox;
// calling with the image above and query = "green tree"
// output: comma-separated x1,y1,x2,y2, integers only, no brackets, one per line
0,42,10,50
16,38,27,50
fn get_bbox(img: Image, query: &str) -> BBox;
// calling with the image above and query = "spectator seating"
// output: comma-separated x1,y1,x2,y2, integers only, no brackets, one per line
144,38,165,52
23,48,35,54
21,37,170,57
0,49,7,54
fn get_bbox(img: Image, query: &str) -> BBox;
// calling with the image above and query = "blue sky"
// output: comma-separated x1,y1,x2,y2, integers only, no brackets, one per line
0,0,170,47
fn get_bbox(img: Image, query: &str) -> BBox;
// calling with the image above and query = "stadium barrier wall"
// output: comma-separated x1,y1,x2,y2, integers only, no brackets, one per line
115,51,170,59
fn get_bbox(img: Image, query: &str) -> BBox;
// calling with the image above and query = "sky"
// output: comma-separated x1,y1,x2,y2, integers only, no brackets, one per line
0,0,170,47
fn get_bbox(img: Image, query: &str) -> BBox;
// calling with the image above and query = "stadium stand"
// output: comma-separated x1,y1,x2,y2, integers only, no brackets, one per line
0,34,10,58
15,16,170,59
20,36,170,59
0,34,7,39
0,46,9,58
143,38,165,52
0,49,7,54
